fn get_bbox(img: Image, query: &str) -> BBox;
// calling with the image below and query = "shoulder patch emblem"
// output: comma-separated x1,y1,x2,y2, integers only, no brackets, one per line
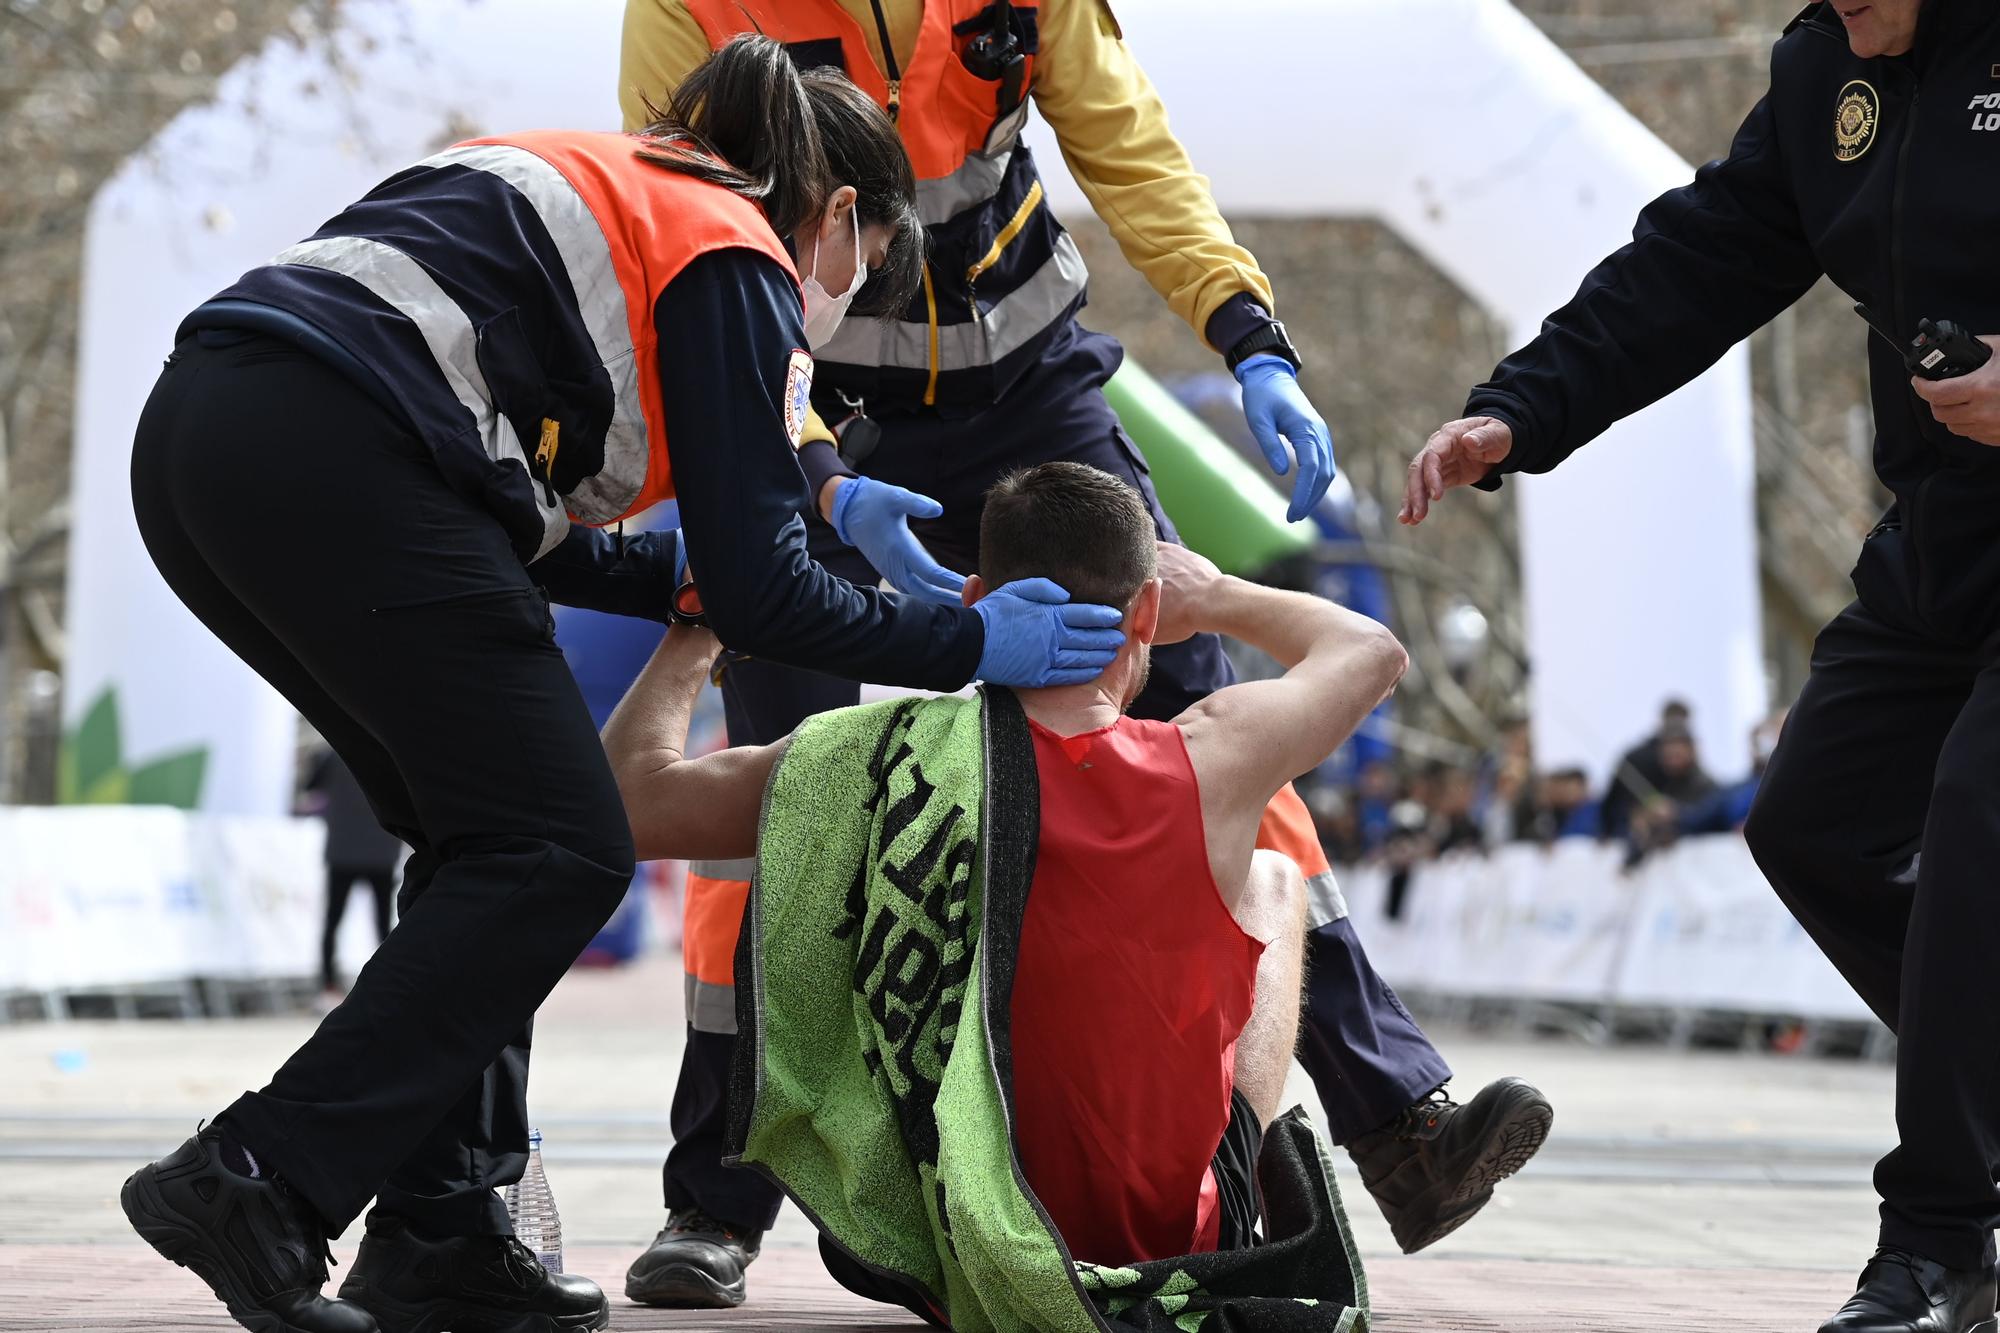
1834,80,1880,162
784,348,814,448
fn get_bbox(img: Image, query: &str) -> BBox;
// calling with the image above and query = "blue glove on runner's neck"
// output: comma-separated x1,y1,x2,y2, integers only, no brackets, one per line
972,578,1124,688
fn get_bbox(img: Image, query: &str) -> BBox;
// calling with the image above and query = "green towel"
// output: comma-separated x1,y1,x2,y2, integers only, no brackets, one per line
726,686,1368,1333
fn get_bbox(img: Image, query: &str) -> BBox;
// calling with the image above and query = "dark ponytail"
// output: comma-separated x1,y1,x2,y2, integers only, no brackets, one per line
636,35,828,236
637,34,924,316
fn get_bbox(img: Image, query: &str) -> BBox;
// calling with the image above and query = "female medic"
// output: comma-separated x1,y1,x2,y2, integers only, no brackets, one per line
116,35,1120,1333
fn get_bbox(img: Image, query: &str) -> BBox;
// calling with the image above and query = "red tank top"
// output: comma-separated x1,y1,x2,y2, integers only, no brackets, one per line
1010,716,1264,1266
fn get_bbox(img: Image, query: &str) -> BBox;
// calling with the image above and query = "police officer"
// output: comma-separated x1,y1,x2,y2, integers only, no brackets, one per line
620,0,1554,1310
118,40,1121,1333
1408,3,2000,1329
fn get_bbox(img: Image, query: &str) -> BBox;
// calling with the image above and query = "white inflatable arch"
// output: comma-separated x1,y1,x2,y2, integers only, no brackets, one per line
68,0,1761,812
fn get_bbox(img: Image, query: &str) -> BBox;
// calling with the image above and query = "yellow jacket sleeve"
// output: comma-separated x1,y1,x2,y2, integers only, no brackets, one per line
801,406,836,448
1031,0,1273,348
618,0,716,132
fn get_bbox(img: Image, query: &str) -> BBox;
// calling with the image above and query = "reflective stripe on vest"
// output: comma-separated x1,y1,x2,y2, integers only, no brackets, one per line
418,143,652,527
819,227,1086,378
683,0,1082,406
1258,782,1349,927
273,233,569,558
684,861,754,1036
684,975,738,1035
251,132,795,544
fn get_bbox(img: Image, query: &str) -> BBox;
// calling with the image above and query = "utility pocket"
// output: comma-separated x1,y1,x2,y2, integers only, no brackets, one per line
370,584,556,646
473,306,605,502
1110,424,1153,477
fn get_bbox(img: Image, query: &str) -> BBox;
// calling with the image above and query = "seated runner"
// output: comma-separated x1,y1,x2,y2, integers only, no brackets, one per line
601,463,1407,1326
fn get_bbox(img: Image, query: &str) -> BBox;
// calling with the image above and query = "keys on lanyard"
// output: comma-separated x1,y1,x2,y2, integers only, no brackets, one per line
835,390,881,469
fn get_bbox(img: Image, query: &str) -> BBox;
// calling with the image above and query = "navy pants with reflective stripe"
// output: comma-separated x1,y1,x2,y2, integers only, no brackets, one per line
664,323,1450,1233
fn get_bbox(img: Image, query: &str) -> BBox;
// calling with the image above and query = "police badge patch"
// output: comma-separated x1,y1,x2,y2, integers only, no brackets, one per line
1834,80,1881,161
784,348,813,447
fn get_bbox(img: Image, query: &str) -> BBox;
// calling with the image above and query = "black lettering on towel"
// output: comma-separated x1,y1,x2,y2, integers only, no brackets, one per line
837,704,979,1172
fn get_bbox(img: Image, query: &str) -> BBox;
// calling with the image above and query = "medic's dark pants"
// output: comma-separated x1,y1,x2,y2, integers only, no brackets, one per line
1746,597,2000,1273
665,326,1451,1232
132,333,636,1237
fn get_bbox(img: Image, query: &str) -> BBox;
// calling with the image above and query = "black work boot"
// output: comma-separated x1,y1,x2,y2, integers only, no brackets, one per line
120,1127,377,1333
337,1215,609,1333
1345,1076,1554,1253
1819,1248,1998,1333
624,1207,764,1309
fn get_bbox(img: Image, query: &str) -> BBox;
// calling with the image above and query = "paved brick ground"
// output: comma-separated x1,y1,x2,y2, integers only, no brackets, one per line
0,1240,1853,1332
0,951,1890,1331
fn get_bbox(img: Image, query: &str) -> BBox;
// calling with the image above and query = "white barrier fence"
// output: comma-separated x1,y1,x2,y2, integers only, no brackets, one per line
0,810,1873,1025
1339,836,1876,1022
0,806,326,995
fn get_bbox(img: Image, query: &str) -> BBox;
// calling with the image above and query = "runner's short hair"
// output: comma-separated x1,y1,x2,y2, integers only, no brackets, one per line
979,462,1157,609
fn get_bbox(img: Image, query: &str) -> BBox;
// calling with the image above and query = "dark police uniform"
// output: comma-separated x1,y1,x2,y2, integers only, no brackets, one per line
1465,0,2000,1273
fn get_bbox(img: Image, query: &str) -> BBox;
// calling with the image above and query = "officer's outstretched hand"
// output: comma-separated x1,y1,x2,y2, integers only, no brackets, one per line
1912,336,2000,447
973,578,1125,687
1237,355,1335,523
1399,416,1515,526
828,476,967,605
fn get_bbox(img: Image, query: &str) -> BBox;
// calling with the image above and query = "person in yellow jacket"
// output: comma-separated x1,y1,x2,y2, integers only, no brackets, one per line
619,0,1552,1309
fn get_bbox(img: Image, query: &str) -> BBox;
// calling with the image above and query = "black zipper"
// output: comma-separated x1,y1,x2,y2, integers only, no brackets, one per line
866,0,902,122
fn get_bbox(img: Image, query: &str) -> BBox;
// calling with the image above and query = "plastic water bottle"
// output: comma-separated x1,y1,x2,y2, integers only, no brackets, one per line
505,1129,564,1274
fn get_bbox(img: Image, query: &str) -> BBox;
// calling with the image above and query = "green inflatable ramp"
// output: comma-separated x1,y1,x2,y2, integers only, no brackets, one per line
1103,360,1314,575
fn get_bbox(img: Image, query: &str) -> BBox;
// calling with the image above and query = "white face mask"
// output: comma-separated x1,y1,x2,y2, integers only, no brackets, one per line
801,206,865,350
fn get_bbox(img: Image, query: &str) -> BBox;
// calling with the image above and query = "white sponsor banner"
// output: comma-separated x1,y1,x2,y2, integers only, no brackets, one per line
0,807,324,992
1613,836,1873,1020
1343,836,1874,1021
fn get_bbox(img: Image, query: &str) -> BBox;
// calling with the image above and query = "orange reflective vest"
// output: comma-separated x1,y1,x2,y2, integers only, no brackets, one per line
1259,782,1349,926
683,0,1086,409
211,130,798,558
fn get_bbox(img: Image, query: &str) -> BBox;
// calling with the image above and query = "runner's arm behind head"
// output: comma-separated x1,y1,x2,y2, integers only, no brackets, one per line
600,627,781,863
1164,544,1407,889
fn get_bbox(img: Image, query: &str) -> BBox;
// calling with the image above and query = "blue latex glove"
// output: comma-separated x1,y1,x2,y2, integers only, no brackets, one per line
830,476,968,606
1236,354,1335,522
972,578,1125,687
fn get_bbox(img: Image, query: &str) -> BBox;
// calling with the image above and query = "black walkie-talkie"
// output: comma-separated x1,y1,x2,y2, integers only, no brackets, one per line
959,3,1026,117
834,391,882,469
1855,304,1993,381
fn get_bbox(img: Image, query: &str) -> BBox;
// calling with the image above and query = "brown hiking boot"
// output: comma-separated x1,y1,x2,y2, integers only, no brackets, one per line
1346,1076,1554,1253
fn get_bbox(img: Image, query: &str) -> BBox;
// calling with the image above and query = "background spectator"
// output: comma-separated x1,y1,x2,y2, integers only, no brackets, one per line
1355,759,1399,856
1296,695,1772,875
1307,786,1365,867
1476,715,1535,845
1599,699,1700,839
1517,768,1600,844
1380,799,1433,920
1430,766,1487,857
1676,709,1786,838
1616,723,1719,866
301,749,404,1000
